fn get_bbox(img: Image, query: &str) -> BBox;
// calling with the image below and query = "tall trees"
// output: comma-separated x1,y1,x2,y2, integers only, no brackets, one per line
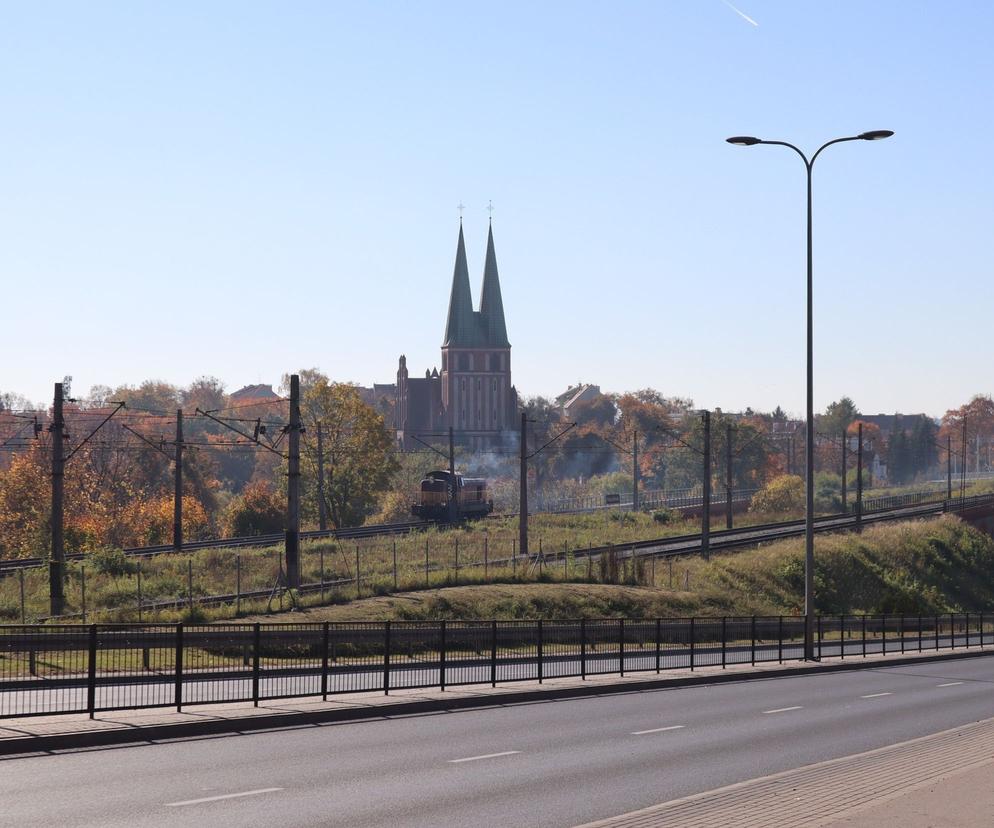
298,375,398,528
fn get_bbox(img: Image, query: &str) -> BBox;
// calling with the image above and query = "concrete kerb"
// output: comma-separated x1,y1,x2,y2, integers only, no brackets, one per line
2,646,992,757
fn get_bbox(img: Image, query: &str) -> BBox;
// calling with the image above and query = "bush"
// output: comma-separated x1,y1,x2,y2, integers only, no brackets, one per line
652,509,678,525
750,475,804,515
89,547,139,579
222,482,284,536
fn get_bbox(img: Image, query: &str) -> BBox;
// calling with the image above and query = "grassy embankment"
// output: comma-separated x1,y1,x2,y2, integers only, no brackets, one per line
248,516,994,622
3,478,992,624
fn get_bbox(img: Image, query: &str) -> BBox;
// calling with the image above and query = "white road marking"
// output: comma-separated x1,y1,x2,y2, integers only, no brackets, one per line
448,751,521,763
937,682,964,687
763,706,803,714
631,725,686,735
165,788,284,807
861,692,893,699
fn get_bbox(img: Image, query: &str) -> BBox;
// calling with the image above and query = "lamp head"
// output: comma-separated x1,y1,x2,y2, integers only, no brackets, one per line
726,136,762,146
858,130,894,141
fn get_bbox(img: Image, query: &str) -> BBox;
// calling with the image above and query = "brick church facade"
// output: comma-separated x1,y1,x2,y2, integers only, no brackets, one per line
394,222,518,449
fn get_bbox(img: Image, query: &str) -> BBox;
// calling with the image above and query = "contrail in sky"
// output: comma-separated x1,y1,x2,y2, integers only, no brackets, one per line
722,0,759,27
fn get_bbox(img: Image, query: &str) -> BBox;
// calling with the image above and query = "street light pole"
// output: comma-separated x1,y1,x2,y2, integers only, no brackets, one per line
727,130,893,660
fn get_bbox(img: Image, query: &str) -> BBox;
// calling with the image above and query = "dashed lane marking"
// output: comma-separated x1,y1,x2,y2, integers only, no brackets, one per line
448,751,521,763
861,692,893,698
631,726,686,735
763,706,803,714
165,788,284,807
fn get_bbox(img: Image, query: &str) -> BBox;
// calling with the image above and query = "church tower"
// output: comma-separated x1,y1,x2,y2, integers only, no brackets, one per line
440,221,516,448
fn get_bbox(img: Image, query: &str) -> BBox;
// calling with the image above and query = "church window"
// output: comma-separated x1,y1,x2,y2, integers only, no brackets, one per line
492,379,497,394
476,378,481,394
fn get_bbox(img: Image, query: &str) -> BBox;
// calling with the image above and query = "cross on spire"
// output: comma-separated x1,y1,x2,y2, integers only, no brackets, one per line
457,202,466,220
487,200,494,221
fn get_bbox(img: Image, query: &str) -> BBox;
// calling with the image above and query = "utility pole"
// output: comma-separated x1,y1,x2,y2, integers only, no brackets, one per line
316,422,328,532
286,374,301,590
840,431,847,513
856,422,864,529
173,410,183,551
947,434,953,500
702,410,711,560
632,430,640,513
961,414,968,506
49,382,65,617
725,422,733,530
519,412,528,557
448,425,457,524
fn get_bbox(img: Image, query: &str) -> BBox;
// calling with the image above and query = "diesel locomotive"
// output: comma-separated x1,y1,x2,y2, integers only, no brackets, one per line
411,470,493,522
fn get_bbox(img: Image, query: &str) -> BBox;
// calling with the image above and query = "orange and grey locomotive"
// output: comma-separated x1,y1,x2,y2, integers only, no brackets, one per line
411,471,493,522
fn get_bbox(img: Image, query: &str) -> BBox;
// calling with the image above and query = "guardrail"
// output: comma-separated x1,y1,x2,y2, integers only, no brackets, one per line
1,612,989,719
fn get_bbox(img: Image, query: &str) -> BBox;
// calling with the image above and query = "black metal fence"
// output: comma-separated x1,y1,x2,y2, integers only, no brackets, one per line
1,612,989,720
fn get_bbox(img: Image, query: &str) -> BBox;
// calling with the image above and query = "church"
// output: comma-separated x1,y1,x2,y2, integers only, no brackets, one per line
394,221,518,450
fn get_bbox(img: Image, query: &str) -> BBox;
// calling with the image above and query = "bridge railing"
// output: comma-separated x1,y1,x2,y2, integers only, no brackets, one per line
2,611,988,719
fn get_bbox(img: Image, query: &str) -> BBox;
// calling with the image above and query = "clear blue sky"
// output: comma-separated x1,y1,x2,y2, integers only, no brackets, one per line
2,1,992,417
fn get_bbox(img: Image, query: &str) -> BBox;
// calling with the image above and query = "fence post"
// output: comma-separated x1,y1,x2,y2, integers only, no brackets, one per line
981,611,985,648
751,616,756,666
439,620,447,691
619,618,625,677
383,621,391,695
81,566,87,624
491,620,497,687
817,615,822,660
252,623,260,706
454,537,459,580
965,612,970,648
174,623,184,713
320,548,325,603
950,612,955,649
321,622,329,701
655,618,661,674
861,614,867,657
777,616,783,664
689,617,695,671
137,564,143,622
425,539,429,588
355,546,360,598
882,614,887,656
87,624,98,719
187,559,193,611
19,570,25,624
918,614,923,652
900,614,905,654
393,541,398,591
935,614,940,650
581,619,587,680
235,555,241,615
721,617,727,669
537,619,544,684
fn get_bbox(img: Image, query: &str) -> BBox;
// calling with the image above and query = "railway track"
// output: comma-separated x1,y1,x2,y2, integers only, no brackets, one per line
0,520,432,573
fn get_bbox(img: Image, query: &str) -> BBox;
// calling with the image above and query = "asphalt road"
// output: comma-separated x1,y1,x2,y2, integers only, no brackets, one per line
4,654,994,827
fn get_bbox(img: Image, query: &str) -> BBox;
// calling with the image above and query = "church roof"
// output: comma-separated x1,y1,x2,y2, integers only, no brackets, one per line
479,223,510,347
442,222,511,349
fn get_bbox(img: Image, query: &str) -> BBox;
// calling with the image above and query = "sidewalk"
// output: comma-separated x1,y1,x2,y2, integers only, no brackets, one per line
2,645,992,756
826,760,994,827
